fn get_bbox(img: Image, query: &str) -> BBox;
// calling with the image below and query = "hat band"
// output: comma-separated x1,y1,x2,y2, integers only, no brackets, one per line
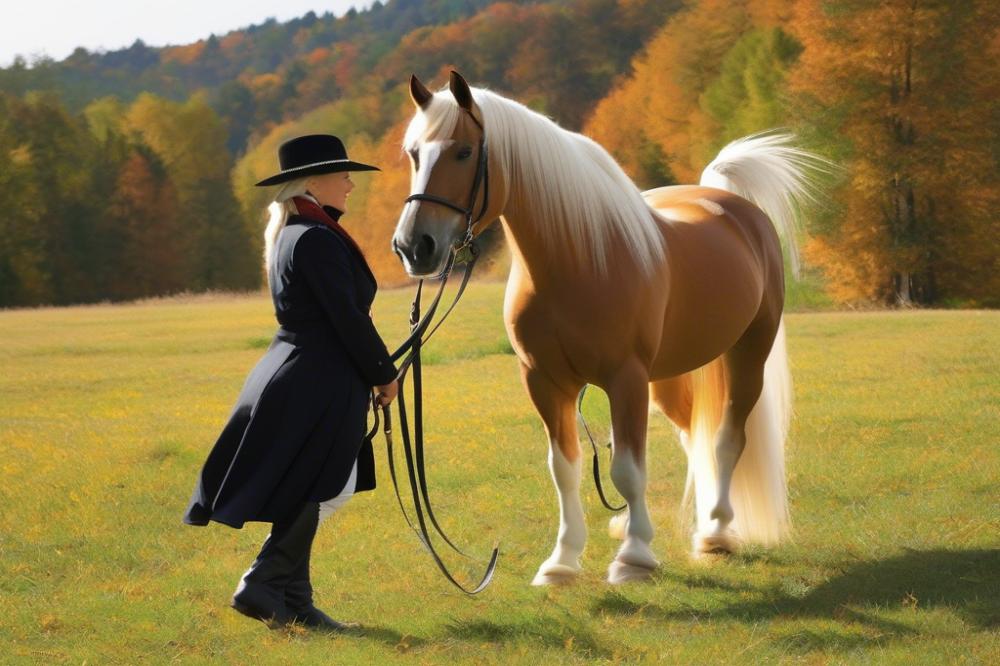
276,158,352,174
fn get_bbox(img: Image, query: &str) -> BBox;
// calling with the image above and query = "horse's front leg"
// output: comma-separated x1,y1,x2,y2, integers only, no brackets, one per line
607,360,660,583
521,364,586,586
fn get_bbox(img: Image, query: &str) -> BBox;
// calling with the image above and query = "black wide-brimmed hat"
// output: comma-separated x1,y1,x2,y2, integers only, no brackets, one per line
254,134,380,187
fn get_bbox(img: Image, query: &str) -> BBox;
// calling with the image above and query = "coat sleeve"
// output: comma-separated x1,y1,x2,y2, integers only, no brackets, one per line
294,226,398,386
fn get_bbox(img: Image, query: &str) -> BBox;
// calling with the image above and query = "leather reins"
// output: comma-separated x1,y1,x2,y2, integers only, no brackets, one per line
362,107,498,594
577,385,627,512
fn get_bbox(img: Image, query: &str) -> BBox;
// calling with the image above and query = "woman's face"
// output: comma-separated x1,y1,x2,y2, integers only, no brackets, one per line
308,171,355,212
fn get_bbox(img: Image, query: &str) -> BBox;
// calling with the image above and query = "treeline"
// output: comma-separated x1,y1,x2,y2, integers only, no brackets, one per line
588,0,1000,306
0,0,678,307
0,91,257,306
0,0,547,155
2,0,998,308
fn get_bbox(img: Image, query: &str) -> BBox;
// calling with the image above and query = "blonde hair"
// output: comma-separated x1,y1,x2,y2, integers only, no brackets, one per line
263,177,316,286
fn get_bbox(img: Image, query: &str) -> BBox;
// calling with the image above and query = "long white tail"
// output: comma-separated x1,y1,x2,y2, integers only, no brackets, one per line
699,131,829,278
683,323,792,544
679,132,826,544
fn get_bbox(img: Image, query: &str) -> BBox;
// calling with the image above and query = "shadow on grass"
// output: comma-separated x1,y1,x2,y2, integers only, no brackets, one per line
357,624,429,651
591,548,999,652
291,623,429,651
444,617,612,659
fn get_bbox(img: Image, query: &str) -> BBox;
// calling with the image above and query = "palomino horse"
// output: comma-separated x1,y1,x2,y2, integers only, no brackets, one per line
393,72,823,585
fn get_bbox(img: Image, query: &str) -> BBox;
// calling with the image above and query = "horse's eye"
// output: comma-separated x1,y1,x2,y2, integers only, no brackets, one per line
408,149,420,170
457,146,473,160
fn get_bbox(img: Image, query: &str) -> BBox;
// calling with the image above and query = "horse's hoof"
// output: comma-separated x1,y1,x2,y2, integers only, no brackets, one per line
607,536,659,583
607,560,656,584
692,529,738,557
608,512,629,540
531,562,580,586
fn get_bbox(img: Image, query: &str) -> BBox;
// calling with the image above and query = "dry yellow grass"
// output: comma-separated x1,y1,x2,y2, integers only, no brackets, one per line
1,285,997,664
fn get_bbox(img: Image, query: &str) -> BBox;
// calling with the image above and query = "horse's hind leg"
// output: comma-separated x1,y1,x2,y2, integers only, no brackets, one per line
606,360,660,583
694,318,777,555
522,364,587,586
609,374,693,541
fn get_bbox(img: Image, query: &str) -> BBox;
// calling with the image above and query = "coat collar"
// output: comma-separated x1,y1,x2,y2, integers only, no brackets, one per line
290,195,378,288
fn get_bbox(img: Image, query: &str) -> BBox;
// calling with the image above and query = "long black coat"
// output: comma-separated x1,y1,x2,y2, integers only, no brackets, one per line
183,205,397,529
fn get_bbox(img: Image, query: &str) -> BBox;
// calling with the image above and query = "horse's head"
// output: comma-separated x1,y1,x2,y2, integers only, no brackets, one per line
393,71,501,278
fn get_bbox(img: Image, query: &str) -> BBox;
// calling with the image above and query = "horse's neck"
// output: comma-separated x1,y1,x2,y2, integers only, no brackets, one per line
499,192,572,293
499,186,654,296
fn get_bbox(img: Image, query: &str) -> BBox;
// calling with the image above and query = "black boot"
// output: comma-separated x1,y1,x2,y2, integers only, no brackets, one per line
284,527,352,632
231,501,319,628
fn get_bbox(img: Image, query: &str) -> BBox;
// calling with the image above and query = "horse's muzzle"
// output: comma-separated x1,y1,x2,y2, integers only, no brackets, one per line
393,233,450,278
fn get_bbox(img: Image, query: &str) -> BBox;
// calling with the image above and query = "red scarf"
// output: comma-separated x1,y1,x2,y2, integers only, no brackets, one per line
291,195,376,283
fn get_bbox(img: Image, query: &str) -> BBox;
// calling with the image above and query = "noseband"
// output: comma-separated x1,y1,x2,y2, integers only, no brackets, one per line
403,110,490,252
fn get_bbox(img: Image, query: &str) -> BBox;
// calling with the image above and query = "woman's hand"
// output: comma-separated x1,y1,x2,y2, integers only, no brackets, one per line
375,379,398,407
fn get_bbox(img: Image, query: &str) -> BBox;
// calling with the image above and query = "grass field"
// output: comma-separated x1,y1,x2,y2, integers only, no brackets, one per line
1,282,997,664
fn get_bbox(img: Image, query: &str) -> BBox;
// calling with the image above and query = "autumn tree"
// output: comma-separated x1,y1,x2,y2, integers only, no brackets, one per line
107,148,185,299
585,0,795,186
788,0,1000,305
0,94,49,305
125,93,259,291
0,91,128,304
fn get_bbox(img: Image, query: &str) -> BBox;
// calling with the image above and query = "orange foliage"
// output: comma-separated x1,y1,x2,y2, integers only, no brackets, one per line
220,32,245,52
585,0,789,184
248,72,283,93
331,43,359,91
305,47,330,66
788,0,1000,304
361,116,417,288
109,151,184,298
382,3,540,85
161,42,205,65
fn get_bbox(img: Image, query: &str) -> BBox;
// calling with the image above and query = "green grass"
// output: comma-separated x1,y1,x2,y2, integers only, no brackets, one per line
0,283,997,664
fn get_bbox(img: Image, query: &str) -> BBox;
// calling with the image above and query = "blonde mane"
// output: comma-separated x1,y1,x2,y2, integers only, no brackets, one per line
403,87,666,277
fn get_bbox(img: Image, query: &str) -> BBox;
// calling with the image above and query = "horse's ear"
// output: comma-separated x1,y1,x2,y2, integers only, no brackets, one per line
449,71,475,112
409,74,433,109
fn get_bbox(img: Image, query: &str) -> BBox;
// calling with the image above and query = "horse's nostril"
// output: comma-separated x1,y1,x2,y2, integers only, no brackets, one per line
415,234,436,262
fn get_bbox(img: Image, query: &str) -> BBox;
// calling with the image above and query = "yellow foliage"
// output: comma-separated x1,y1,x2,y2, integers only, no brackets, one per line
585,0,789,183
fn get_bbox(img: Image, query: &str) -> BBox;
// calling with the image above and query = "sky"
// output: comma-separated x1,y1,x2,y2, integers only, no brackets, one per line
1,1,375,67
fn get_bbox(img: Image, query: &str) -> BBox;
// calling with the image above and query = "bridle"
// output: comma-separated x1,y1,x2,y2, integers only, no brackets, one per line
403,110,490,259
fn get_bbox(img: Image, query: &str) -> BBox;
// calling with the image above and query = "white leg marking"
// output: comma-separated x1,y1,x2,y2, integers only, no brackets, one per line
608,448,659,583
532,444,586,586
693,422,741,556
608,509,629,540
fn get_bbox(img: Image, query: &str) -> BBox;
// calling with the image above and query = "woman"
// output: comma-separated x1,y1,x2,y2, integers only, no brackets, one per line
182,134,398,632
